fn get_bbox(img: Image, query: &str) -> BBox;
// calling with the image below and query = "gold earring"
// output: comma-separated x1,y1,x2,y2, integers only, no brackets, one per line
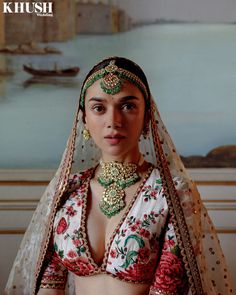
83,129,90,140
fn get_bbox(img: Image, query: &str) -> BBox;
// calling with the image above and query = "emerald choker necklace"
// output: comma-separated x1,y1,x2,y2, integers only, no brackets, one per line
98,156,144,218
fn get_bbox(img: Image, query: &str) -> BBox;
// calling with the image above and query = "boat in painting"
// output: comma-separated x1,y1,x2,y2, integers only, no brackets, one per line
23,64,80,77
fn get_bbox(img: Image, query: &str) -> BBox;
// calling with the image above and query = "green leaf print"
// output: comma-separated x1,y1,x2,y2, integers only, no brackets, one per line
58,250,64,259
156,178,162,185
155,178,162,191
115,239,121,245
171,245,181,257
120,250,138,269
80,246,86,253
124,234,145,248
142,219,150,227
54,242,58,252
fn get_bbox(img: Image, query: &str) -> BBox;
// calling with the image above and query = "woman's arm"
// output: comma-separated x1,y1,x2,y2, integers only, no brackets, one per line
38,249,68,292
149,217,188,295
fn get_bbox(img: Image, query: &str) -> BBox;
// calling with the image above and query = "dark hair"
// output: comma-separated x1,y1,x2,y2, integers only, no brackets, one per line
79,56,151,110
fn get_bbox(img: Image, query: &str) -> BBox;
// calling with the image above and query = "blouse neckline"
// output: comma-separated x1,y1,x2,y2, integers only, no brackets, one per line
80,165,155,273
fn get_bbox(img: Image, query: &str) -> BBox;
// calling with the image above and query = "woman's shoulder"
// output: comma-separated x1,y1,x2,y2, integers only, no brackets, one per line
67,167,94,190
149,167,189,190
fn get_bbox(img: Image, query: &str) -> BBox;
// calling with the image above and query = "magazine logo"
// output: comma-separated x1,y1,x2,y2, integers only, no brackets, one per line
3,2,53,17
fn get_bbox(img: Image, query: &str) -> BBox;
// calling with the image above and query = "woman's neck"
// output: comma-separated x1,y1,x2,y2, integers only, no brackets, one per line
101,148,141,164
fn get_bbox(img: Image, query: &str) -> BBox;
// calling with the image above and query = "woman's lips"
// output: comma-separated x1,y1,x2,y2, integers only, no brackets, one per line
104,135,125,145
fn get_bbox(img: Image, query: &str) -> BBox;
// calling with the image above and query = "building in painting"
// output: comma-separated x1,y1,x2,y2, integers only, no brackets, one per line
40,0,76,42
5,11,37,45
118,8,132,32
4,0,76,45
2,0,131,45
76,1,132,34
76,2,118,34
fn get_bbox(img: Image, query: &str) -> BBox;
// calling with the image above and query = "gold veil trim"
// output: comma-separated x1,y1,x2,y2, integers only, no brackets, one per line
150,100,203,294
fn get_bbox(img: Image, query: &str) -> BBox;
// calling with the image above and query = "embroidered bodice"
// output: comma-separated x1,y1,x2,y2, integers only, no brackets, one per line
40,167,187,293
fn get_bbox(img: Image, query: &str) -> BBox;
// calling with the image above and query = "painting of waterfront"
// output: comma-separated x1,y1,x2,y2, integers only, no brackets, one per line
0,2,236,169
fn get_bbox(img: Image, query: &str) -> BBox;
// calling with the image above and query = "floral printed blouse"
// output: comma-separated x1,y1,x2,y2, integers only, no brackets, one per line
40,168,188,294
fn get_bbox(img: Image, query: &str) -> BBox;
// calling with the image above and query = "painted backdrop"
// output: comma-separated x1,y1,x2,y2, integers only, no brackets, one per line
0,3,236,168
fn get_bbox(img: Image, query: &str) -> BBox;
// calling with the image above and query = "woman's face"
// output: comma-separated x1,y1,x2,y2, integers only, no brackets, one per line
84,79,146,161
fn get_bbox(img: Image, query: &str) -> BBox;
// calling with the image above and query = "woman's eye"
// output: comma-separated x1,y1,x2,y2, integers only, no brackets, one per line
122,103,136,111
92,105,105,112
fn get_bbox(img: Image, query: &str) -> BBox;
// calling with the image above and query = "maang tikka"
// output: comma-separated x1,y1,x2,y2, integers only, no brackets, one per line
80,60,149,108
100,60,122,95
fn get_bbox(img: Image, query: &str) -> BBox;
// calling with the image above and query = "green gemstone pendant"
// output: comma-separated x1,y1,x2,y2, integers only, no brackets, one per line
99,184,125,218
98,160,142,218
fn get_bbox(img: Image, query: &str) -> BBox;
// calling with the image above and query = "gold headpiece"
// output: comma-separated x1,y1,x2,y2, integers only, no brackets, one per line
80,60,149,107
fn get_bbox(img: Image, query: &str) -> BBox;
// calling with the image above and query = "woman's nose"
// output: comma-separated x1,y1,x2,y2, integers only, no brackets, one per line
107,108,122,128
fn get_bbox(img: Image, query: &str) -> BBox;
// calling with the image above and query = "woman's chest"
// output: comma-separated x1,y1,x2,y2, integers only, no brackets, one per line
86,179,142,248
53,174,169,275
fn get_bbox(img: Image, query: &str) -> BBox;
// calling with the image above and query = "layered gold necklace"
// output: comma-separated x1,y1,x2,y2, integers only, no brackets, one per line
98,156,144,218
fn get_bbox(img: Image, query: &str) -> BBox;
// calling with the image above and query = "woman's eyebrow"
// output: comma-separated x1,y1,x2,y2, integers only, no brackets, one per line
88,96,139,103
88,97,104,102
119,96,139,102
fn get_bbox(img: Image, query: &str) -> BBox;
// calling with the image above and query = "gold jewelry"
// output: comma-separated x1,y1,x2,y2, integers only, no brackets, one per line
83,129,90,141
100,61,122,94
80,60,149,108
98,155,144,218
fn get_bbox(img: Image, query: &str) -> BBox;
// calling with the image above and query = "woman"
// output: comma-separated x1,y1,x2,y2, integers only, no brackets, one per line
5,57,233,295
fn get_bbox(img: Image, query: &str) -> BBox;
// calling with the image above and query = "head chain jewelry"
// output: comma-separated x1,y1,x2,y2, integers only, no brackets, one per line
80,60,149,108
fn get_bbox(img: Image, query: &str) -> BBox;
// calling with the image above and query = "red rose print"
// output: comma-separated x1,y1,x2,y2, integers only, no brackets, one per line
63,256,95,275
138,247,150,263
163,238,175,251
150,191,157,198
110,249,117,258
135,219,142,226
130,225,138,232
139,228,150,238
152,251,184,292
117,259,156,281
56,217,68,234
67,250,77,258
50,253,64,272
72,239,81,247
66,205,77,217
77,199,84,207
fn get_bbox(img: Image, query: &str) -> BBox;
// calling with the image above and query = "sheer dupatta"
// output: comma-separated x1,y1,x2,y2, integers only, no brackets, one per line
4,70,233,295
